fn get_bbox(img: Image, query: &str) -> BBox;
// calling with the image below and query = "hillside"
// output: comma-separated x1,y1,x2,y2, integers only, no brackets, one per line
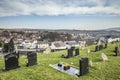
0,43,120,80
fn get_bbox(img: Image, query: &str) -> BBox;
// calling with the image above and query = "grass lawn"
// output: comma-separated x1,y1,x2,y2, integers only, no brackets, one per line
0,43,120,80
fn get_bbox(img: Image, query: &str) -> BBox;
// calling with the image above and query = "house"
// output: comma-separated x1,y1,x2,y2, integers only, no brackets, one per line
18,40,37,49
107,38,120,43
64,41,80,47
50,41,66,51
37,41,49,49
79,41,86,49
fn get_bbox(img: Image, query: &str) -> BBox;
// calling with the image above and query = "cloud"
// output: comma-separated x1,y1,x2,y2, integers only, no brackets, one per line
0,0,120,17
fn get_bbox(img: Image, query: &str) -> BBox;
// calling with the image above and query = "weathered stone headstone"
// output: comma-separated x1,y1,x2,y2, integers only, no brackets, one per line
99,45,104,50
87,49,90,54
3,53,20,71
89,60,93,67
95,45,99,52
43,46,51,54
75,48,79,56
26,52,37,66
114,46,119,56
101,53,108,61
104,43,107,49
80,58,89,76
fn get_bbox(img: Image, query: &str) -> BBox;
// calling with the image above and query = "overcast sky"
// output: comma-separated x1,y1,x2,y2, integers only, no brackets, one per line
0,0,120,30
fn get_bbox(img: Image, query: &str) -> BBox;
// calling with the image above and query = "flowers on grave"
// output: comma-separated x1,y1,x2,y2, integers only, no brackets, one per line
63,63,70,70
58,63,62,67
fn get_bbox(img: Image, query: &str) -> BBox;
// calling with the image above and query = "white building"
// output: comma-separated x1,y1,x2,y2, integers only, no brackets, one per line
50,41,67,50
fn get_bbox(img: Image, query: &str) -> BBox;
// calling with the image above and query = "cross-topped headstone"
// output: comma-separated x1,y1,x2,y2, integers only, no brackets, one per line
26,52,37,67
3,52,20,71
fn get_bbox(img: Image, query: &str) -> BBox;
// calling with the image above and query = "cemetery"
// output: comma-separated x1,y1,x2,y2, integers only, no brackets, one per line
0,42,120,80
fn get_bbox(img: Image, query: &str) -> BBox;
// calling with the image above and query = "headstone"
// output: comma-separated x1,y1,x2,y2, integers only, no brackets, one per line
43,46,51,54
26,52,37,66
75,48,79,56
87,49,90,54
101,53,108,61
71,46,75,50
114,46,119,56
66,49,73,58
104,43,107,49
89,60,93,67
95,45,99,52
3,53,20,71
99,45,103,50
80,58,89,76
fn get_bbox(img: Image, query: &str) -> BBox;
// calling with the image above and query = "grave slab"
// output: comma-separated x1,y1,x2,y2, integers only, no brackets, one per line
49,63,79,77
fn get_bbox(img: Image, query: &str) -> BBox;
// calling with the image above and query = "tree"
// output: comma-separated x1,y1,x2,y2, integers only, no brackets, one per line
3,43,9,53
2,38,15,53
2,30,10,38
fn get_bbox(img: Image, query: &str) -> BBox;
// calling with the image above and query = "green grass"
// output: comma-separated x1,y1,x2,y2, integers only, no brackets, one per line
0,43,120,80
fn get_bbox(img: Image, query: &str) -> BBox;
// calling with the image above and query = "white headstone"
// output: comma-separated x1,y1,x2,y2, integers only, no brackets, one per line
101,53,108,61
89,60,93,67
43,46,51,54
88,49,90,54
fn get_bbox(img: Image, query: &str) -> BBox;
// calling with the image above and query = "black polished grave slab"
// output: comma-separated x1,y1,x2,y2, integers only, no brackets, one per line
80,58,89,76
3,53,20,71
26,52,37,67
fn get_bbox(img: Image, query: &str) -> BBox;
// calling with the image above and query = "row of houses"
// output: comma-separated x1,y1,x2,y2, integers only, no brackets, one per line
17,40,86,53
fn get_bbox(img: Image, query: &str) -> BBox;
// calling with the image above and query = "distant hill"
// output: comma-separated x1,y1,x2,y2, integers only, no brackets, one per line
105,27,120,32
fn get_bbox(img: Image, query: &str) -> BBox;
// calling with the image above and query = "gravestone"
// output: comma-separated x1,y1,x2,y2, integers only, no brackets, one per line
75,48,79,56
95,45,99,52
104,43,107,49
71,46,75,50
3,53,20,71
89,60,93,67
87,49,90,54
66,49,73,58
101,53,108,61
80,58,89,76
26,52,37,67
99,45,104,50
114,46,119,56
